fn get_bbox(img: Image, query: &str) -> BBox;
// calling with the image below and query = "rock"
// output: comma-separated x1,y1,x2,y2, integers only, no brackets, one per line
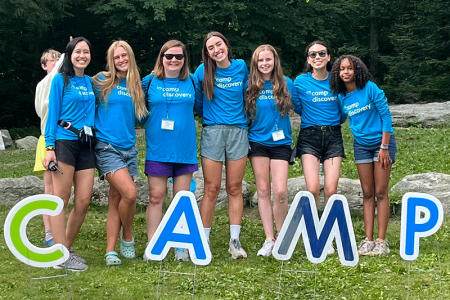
389,101,450,127
167,167,251,208
252,176,363,211
0,176,44,205
0,130,13,149
289,112,301,130
390,172,450,213
15,136,39,150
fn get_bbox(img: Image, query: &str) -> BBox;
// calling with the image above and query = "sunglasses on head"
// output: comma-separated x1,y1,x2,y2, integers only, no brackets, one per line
308,50,327,59
163,53,185,60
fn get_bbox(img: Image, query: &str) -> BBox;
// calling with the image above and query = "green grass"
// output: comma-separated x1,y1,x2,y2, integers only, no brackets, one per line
1,123,450,299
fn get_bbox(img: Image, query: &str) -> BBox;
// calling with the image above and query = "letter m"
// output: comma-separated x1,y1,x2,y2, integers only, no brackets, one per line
273,191,359,267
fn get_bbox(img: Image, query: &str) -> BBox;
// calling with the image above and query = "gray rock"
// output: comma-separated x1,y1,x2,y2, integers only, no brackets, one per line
0,176,44,205
15,136,39,150
390,172,450,213
252,176,363,211
390,101,450,127
0,130,13,149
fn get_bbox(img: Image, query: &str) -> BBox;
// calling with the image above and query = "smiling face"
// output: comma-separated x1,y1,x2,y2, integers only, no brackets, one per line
206,36,229,67
339,58,355,83
257,50,274,80
307,43,330,71
113,46,129,77
71,41,91,76
163,46,184,78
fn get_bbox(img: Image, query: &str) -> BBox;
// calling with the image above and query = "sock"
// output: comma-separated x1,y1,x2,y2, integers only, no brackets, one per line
204,228,211,241
230,225,241,241
45,229,53,241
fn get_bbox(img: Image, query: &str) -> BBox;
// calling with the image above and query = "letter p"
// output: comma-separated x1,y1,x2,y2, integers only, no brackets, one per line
400,192,444,261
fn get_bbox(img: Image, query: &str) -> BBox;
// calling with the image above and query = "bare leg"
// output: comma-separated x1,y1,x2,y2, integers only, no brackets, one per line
357,163,375,241
322,157,342,204
270,159,289,235
146,176,167,241
42,170,53,234
199,157,223,228
374,161,392,240
250,156,273,239
301,154,321,208
65,168,94,248
225,156,247,225
173,173,193,195
105,186,121,253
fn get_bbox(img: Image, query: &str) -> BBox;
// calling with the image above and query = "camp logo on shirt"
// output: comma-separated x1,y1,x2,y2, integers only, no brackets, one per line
306,90,336,102
345,102,371,117
259,89,274,100
156,86,192,98
117,85,131,97
71,84,94,97
215,76,243,89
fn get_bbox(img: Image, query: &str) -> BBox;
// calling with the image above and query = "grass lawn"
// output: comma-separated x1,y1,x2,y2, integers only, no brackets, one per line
0,123,450,299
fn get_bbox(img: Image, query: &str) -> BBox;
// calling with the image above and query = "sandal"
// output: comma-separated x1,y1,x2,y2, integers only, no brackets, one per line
105,251,121,266
120,237,136,259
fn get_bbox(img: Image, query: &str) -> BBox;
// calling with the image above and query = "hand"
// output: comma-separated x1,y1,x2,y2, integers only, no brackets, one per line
42,150,57,170
377,149,391,169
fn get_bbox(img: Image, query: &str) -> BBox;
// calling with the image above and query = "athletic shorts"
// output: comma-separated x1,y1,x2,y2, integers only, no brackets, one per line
34,135,47,173
95,140,139,180
145,160,198,177
55,139,95,171
201,125,249,161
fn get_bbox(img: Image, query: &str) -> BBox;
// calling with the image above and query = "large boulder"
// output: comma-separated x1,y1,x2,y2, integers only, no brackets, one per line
390,172,450,213
390,101,450,127
15,136,39,150
251,176,363,211
0,176,44,205
0,130,13,149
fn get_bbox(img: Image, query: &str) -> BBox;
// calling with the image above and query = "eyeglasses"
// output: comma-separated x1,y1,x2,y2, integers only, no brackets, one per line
163,54,185,60
308,50,327,59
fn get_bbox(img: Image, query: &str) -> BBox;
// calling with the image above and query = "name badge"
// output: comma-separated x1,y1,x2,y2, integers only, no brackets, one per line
161,119,175,130
84,126,93,136
272,129,285,141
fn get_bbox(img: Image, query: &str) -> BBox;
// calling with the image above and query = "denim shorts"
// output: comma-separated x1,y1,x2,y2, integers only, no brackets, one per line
55,139,96,171
201,125,249,161
248,142,292,162
95,140,139,180
354,135,397,164
296,125,346,163
145,160,198,177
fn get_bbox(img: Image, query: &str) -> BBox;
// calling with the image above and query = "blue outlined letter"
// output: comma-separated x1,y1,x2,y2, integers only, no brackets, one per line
273,191,358,267
145,191,211,265
400,192,444,261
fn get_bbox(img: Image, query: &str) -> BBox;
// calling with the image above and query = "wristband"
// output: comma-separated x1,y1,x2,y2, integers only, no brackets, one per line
46,146,55,151
380,146,388,150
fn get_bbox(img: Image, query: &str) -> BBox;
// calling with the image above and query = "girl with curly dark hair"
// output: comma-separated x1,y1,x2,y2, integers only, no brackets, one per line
245,45,293,257
330,55,397,256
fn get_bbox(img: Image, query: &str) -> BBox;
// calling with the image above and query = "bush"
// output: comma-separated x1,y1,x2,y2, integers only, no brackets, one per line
8,126,40,140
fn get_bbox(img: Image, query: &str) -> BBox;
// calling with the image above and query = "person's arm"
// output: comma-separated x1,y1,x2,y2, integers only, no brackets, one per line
193,74,203,117
377,131,392,169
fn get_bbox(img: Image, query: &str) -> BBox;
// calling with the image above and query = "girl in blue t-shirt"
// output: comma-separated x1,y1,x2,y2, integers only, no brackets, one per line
245,45,293,257
330,55,397,256
92,40,148,266
143,40,202,262
195,31,249,259
42,37,95,271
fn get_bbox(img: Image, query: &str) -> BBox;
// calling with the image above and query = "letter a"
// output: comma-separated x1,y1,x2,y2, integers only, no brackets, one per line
4,194,69,268
272,191,358,267
145,191,212,265
400,192,444,261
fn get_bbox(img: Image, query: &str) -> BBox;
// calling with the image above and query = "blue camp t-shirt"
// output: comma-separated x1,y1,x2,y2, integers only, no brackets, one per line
194,59,248,128
248,78,294,146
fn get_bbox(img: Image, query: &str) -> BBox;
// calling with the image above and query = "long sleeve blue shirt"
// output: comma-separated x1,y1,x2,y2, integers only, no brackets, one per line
248,78,294,146
339,81,394,145
194,59,248,129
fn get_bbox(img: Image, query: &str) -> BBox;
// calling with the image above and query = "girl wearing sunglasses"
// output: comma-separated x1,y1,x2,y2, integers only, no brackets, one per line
245,45,293,257
330,55,396,256
291,41,346,255
143,40,202,261
194,31,249,259
92,40,148,266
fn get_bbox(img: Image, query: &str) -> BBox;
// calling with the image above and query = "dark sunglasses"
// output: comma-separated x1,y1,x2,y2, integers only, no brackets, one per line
163,53,185,60
308,50,327,59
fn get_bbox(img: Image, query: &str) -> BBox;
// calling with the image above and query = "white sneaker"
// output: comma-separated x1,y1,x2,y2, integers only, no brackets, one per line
370,238,390,256
358,237,376,256
54,256,88,271
228,239,247,259
174,248,189,261
327,244,335,255
257,238,275,257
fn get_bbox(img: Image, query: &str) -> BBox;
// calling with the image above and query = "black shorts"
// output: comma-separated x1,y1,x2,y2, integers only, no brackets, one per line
296,125,346,163
248,142,292,162
55,140,96,171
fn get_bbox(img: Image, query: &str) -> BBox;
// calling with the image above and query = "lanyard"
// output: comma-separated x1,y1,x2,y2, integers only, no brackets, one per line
264,88,280,130
162,78,180,119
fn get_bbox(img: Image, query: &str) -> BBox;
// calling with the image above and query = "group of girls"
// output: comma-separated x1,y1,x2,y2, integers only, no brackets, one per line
39,31,395,271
